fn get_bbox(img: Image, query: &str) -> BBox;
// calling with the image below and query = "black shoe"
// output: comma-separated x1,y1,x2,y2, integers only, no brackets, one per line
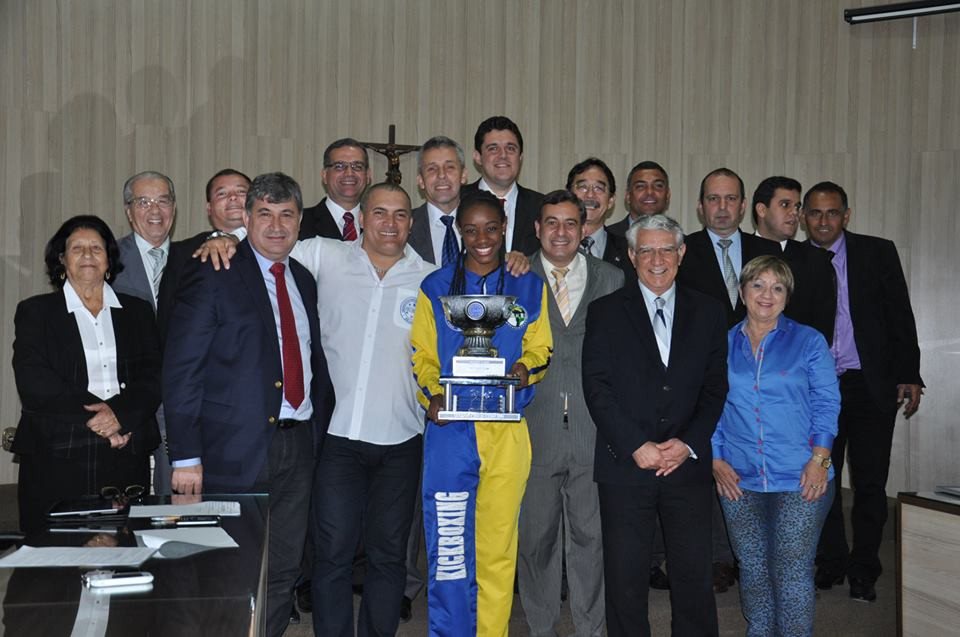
400,596,413,623
649,566,671,590
712,562,737,593
295,580,312,613
849,577,877,603
289,605,301,624
814,567,845,590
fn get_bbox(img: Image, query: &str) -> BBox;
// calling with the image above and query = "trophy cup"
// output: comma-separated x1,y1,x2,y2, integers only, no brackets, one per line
437,295,523,422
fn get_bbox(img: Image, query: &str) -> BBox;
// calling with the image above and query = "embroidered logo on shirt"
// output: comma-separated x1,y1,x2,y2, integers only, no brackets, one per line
400,297,417,324
505,303,527,328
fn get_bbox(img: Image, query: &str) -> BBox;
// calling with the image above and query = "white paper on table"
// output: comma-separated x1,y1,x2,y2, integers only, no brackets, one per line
0,546,156,568
128,501,241,518
134,527,239,551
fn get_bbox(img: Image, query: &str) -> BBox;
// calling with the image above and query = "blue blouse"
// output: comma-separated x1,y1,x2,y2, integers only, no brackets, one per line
711,316,840,493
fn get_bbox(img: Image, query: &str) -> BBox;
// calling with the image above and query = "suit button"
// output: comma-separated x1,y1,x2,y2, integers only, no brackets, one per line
275,380,283,389
268,416,276,424
662,385,671,392
659,417,668,424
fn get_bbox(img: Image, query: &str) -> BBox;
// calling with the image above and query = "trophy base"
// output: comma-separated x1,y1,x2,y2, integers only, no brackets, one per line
438,375,522,423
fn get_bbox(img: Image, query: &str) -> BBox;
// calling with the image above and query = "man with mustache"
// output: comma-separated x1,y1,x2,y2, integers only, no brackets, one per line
299,138,373,241
607,160,672,237
460,115,543,255
566,157,633,283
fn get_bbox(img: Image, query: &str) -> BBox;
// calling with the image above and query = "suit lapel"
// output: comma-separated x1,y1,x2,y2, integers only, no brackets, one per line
53,293,90,389
622,284,663,369
236,241,282,361
531,253,563,330
118,233,156,310
410,206,437,265
667,288,693,370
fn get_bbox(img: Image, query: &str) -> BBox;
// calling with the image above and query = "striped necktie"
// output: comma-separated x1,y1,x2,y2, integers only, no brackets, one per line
717,238,738,308
342,211,358,241
147,247,166,297
440,215,458,267
552,267,572,325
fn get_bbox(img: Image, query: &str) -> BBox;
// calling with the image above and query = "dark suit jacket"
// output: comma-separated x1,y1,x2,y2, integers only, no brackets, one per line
780,238,836,344
677,229,782,327
582,283,728,486
840,230,924,410
600,230,633,285
112,233,156,311
156,231,208,345
409,203,438,264
526,253,624,467
299,197,352,240
12,291,161,457
162,240,335,491
461,180,543,255
605,215,631,238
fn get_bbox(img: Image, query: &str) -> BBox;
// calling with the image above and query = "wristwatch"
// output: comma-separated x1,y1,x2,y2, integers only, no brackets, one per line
812,453,832,469
206,230,234,241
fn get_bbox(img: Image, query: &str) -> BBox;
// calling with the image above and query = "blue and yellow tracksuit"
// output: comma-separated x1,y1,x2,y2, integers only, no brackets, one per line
410,264,552,637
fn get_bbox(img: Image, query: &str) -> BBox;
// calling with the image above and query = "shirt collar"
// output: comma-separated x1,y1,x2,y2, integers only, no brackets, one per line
478,179,518,205
133,232,170,256
753,230,787,250
63,279,123,313
427,202,458,226
638,281,676,309
325,197,360,218
706,227,740,247
539,251,584,278
249,244,290,276
818,230,846,254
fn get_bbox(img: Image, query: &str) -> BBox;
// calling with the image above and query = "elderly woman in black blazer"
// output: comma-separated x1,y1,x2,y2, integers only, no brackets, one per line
12,215,161,533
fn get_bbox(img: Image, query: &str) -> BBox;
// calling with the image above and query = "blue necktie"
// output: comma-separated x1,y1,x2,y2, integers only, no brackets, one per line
440,215,458,267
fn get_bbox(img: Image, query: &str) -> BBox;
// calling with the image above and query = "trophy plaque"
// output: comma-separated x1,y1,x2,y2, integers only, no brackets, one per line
437,295,522,422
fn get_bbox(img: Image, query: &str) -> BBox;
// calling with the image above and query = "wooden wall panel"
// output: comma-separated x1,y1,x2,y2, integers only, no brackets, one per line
0,0,957,492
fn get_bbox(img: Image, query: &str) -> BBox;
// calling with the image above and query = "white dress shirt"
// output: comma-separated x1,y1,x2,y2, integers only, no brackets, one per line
133,233,170,304
540,251,588,319
478,179,519,252
291,238,437,445
638,281,676,367
325,198,361,239
427,202,461,262
63,280,123,400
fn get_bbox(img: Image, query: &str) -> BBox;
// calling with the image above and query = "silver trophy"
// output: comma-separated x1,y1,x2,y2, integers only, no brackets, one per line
437,295,522,422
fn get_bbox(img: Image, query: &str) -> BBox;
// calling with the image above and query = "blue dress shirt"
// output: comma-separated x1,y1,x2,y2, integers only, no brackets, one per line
712,316,840,492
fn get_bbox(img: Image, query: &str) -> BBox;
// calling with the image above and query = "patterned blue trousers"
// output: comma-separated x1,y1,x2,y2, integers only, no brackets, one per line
720,482,834,637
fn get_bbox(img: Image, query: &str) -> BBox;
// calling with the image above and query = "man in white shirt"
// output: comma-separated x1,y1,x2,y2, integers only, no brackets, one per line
196,182,436,636
112,170,177,496
460,115,543,255
299,138,373,240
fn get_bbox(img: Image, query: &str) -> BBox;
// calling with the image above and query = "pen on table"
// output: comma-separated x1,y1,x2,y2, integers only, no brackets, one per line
150,515,220,527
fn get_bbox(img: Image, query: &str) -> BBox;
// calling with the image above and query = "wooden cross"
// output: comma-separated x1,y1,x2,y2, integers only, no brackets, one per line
360,125,421,185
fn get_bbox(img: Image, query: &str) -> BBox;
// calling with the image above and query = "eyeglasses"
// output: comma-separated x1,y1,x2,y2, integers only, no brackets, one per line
573,182,609,195
324,161,368,173
634,246,679,260
100,484,145,503
129,196,174,210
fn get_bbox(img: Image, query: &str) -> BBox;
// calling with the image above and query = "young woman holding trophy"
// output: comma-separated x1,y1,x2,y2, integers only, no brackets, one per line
410,190,552,637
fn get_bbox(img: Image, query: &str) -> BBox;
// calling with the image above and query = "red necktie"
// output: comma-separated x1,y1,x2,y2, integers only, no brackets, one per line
269,262,305,409
342,211,358,241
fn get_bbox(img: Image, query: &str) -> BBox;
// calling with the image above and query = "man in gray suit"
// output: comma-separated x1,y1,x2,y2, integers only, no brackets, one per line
112,170,177,495
518,189,622,636
409,136,469,267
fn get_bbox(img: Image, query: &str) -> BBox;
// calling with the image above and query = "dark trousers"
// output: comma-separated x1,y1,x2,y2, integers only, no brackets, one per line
311,434,422,637
599,481,718,637
817,370,897,581
205,423,314,637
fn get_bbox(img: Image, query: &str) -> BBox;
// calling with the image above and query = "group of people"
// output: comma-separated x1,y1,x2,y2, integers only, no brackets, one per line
11,114,924,637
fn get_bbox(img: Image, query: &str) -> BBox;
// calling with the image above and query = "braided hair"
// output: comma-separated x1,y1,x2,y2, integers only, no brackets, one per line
449,191,507,296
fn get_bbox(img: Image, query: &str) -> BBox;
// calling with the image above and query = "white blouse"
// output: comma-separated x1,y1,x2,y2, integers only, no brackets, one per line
63,280,123,400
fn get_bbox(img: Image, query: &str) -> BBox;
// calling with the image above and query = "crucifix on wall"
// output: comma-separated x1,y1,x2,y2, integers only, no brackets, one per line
360,125,420,185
